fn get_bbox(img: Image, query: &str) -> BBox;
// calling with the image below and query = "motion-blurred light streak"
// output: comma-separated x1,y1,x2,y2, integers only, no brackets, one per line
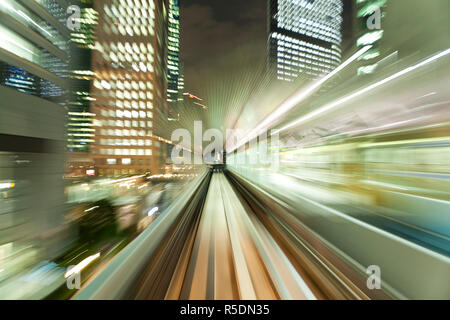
64,253,101,279
275,48,450,134
228,45,373,152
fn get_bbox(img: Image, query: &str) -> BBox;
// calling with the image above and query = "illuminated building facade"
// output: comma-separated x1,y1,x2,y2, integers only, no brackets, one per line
90,0,169,177
167,0,181,105
355,0,387,76
0,0,69,103
0,0,72,273
68,1,98,153
66,1,98,177
267,0,344,82
178,62,185,97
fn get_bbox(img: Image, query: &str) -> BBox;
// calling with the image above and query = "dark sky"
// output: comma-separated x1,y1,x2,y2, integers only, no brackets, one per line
180,0,353,95
179,0,354,129
180,0,266,96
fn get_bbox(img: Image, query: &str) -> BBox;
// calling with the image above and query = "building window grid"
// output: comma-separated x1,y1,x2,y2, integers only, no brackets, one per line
270,0,343,82
92,0,160,169
277,0,343,45
277,43,340,67
272,33,341,60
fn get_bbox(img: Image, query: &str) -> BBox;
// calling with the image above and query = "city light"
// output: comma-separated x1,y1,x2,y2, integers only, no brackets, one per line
64,253,101,279
147,207,159,217
0,0,448,305
228,45,372,152
275,48,450,134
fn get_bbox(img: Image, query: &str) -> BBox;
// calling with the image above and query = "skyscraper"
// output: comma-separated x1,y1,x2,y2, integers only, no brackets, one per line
66,1,98,177
0,0,72,274
267,0,344,83
354,0,386,76
178,61,185,102
167,0,181,105
68,1,98,154
90,0,169,177
355,0,449,76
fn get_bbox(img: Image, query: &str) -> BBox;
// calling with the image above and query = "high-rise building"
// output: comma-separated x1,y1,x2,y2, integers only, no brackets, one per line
167,0,181,105
355,0,449,76
66,1,98,177
354,0,387,76
68,1,98,153
177,61,185,102
0,0,72,275
267,0,344,83
90,0,169,177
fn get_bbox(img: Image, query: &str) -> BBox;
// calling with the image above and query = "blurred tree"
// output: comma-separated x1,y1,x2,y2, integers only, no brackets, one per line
78,199,118,243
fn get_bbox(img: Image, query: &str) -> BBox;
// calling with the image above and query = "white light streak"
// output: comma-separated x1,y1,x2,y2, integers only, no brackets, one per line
64,253,101,278
228,45,372,152
274,48,450,134
148,207,159,217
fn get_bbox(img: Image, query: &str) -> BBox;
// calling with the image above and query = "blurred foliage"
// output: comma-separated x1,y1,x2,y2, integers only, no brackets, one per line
78,199,118,243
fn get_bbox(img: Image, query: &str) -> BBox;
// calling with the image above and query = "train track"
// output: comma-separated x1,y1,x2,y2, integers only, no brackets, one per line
132,172,373,300
79,170,400,300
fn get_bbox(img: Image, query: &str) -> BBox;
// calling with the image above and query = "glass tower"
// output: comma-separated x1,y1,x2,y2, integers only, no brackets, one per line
167,0,181,104
0,0,69,103
68,1,98,153
267,0,344,82
355,0,386,76
0,0,72,282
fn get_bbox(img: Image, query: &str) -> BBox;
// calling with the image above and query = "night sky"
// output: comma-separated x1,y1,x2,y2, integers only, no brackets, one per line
180,0,266,97
180,0,353,98
179,0,354,130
